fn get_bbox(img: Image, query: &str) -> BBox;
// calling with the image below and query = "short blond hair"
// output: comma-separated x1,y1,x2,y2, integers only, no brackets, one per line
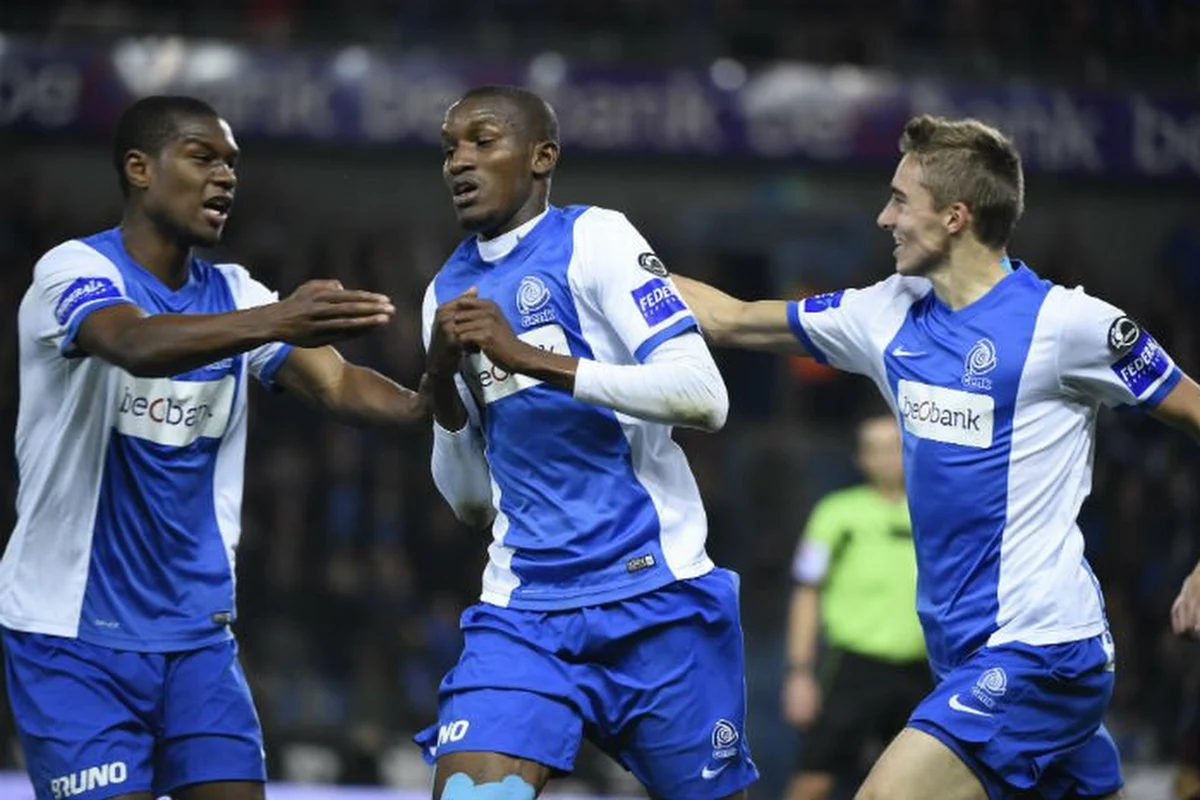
899,115,1025,249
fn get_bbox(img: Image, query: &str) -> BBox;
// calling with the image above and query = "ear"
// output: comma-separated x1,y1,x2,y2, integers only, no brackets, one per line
945,201,972,236
531,141,560,179
124,150,152,192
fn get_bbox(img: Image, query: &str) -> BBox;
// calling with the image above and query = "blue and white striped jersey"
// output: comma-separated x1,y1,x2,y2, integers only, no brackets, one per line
788,260,1180,675
422,205,716,610
0,228,291,651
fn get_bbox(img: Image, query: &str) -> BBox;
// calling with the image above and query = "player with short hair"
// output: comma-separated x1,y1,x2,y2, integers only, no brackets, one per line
0,95,428,800
784,412,928,800
675,114,1200,800
415,85,756,800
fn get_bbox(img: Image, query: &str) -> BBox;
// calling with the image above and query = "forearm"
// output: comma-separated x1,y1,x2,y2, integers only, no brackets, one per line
570,333,728,431
91,307,279,377
786,585,822,671
672,275,744,346
431,421,495,527
322,364,426,426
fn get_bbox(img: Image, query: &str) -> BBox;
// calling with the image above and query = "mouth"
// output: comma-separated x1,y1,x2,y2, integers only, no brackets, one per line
201,194,234,226
451,179,480,209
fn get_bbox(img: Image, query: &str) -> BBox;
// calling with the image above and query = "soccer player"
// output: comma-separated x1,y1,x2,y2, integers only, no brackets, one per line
0,95,427,800
414,85,756,800
784,412,928,800
674,115,1200,800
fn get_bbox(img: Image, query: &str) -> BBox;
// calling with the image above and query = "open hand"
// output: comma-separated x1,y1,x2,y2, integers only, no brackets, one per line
275,280,394,347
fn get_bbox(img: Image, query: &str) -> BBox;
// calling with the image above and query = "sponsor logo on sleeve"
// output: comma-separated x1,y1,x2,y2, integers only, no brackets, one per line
50,762,128,799
631,278,687,327
801,290,845,313
54,277,123,326
637,252,669,277
1107,316,1141,355
1111,329,1171,398
897,380,995,448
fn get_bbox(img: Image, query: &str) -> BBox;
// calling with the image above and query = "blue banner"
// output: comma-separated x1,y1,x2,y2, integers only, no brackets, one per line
2,37,1198,179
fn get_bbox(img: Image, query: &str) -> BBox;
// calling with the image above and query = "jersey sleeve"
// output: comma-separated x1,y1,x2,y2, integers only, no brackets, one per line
30,241,136,357
790,496,844,585
572,208,698,363
786,274,927,378
219,264,292,387
1056,288,1182,409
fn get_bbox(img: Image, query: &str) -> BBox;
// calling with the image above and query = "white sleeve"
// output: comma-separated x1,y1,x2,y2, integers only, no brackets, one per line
30,240,136,357
423,280,495,527
218,264,292,386
572,208,699,362
791,538,831,585
572,332,728,431
786,274,929,378
1056,288,1182,409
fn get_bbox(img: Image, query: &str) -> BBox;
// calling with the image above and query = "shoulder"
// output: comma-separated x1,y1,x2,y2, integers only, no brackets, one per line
33,238,119,279
573,205,635,238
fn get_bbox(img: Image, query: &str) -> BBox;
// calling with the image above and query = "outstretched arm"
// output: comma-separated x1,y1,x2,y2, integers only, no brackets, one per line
672,275,808,355
1149,375,1200,636
273,346,427,426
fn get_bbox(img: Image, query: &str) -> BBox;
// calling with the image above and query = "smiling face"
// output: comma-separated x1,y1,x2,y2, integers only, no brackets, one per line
440,94,557,239
125,114,239,248
876,154,957,276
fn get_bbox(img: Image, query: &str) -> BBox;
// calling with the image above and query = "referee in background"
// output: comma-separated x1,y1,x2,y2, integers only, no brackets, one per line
782,410,929,800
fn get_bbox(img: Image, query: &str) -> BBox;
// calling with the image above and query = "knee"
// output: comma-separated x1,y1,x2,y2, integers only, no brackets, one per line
439,773,536,800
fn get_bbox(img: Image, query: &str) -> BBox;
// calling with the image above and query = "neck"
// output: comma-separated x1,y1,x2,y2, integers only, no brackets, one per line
120,208,192,290
925,242,1010,311
874,483,905,503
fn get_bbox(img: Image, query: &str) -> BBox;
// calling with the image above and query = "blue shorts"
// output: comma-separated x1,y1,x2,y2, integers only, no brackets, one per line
3,630,266,800
414,569,759,800
908,633,1122,800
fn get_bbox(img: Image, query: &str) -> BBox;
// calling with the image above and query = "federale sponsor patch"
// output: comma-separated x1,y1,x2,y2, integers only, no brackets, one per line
54,277,123,326
631,278,686,327
1111,329,1171,398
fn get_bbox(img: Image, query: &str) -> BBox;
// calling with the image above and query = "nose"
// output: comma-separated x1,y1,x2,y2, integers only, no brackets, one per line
213,163,236,190
877,206,893,230
445,144,472,176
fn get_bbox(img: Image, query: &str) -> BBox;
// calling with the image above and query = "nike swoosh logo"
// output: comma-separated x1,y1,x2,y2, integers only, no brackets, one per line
701,763,731,780
948,694,992,717
891,347,925,357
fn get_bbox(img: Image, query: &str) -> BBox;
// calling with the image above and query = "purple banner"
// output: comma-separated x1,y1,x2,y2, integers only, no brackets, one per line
2,38,1198,179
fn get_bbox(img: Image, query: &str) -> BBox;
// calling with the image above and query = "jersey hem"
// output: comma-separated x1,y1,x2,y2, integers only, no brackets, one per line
0,615,238,652
480,556,715,610
786,302,829,364
984,619,1106,649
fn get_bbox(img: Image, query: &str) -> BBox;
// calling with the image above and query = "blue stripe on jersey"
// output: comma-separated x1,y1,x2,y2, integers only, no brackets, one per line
883,266,1049,674
635,315,699,362
786,301,828,363
77,229,244,649
435,207,677,609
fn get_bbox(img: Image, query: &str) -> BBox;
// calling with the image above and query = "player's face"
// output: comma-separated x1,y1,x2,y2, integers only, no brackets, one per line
441,97,543,238
139,115,239,248
857,416,904,489
877,155,951,276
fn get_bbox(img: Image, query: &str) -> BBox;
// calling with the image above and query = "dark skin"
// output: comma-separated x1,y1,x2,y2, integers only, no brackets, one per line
68,114,425,800
426,94,748,800
81,112,426,422
428,95,576,430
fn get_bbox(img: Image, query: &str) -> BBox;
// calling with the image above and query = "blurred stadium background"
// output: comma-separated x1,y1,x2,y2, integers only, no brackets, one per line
2,1,1200,798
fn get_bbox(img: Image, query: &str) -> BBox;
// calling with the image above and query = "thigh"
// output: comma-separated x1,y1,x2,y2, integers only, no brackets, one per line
155,639,266,797
412,607,586,773
594,570,759,800
2,630,158,800
855,727,989,800
433,752,549,800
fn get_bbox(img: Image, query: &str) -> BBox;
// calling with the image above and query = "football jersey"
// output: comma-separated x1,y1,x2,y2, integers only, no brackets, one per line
422,205,715,611
788,261,1181,675
0,227,291,652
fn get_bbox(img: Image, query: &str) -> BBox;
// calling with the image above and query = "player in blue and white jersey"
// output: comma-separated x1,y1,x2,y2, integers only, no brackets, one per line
0,95,428,800
675,115,1200,800
412,86,757,800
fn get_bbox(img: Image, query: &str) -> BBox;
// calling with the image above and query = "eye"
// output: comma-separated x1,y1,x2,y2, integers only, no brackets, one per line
476,138,495,147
